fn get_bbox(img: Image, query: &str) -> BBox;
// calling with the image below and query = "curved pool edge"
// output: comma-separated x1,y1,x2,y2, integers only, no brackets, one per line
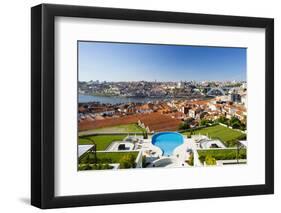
151,132,184,157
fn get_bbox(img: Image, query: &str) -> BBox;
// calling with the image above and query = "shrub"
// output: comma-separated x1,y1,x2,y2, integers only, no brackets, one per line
217,116,228,124
119,154,136,169
232,122,241,129
200,119,213,126
179,122,190,130
240,123,246,131
79,155,89,164
142,155,147,168
91,163,113,170
229,116,247,131
226,139,238,147
198,149,247,161
97,157,113,164
238,134,247,140
186,153,194,166
199,155,205,163
205,155,216,165
78,163,92,170
88,153,97,164
143,132,148,139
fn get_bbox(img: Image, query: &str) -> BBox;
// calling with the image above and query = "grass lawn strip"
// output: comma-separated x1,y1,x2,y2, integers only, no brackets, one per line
183,125,245,146
79,135,126,150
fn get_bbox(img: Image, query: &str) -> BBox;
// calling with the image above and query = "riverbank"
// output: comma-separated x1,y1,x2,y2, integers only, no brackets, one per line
79,94,210,104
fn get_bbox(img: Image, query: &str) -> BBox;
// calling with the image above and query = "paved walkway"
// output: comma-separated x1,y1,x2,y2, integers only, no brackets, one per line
188,139,202,167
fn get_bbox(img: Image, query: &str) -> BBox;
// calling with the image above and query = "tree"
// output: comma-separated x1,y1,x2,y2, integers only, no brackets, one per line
229,116,240,126
232,122,241,129
143,131,148,139
240,123,246,131
200,119,212,126
179,122,190,130
200,119,207,126
216,116,229,125
190,129,194,135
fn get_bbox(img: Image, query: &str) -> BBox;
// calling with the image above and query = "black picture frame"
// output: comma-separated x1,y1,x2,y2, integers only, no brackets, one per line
31,3,274,209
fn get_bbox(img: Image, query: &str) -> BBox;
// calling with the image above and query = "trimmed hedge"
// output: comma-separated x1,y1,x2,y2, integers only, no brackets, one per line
198,149,247,163
79,151,139,165
78,163,113,170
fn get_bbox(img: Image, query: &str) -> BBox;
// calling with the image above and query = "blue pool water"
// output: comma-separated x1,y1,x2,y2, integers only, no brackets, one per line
152,132,184,156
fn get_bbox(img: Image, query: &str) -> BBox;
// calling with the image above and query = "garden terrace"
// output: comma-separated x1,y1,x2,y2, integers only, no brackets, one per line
79,134,127,151
79,151,139,170
182,124,246,147
197,149,247,163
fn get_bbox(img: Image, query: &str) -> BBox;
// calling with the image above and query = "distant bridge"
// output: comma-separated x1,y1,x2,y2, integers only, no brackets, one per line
206,87,226,96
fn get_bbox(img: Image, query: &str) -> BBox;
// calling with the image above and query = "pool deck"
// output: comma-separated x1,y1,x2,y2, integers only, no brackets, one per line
172,138,202,167
93,133,245,168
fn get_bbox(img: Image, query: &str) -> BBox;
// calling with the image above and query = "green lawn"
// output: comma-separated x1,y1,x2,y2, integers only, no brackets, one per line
79,135,126,150
197,149,247,162
182,125,246,147
79,124,145,135
79,151,139,164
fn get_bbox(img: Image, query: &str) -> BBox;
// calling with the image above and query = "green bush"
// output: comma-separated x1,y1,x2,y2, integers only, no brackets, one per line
199,155,205,163
186,153,194,166
119,154,136,169
79,151,138,166
226,139,238,147
238,134,247,140
179,122,190,130
205,155,217,165
232,122,241,129
78,163,92,170
88,153,98,164
79,155,89,164
143,132,148,139
228,116,247,131
200,119,213,126
78,163,113,170
142,155,147,168
198,149,247,161
92,163,113,170
216,116,228,124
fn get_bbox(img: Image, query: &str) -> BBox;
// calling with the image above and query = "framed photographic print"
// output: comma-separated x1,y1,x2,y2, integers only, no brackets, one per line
31,4,274,209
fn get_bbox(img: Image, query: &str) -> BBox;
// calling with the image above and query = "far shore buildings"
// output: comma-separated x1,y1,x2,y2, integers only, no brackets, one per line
78,95,247,132
78,80,247,132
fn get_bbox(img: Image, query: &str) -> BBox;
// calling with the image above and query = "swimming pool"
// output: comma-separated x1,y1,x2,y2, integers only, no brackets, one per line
152,132,184,156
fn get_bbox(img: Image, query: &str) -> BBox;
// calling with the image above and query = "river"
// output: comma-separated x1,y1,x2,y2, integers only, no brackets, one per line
79,94,176,104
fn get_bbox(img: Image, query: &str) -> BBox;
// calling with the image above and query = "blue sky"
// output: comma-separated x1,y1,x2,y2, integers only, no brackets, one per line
78,41,246,82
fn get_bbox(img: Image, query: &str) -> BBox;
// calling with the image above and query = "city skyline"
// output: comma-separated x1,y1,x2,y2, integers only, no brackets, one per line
78,41,247,82
80,79,246,83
